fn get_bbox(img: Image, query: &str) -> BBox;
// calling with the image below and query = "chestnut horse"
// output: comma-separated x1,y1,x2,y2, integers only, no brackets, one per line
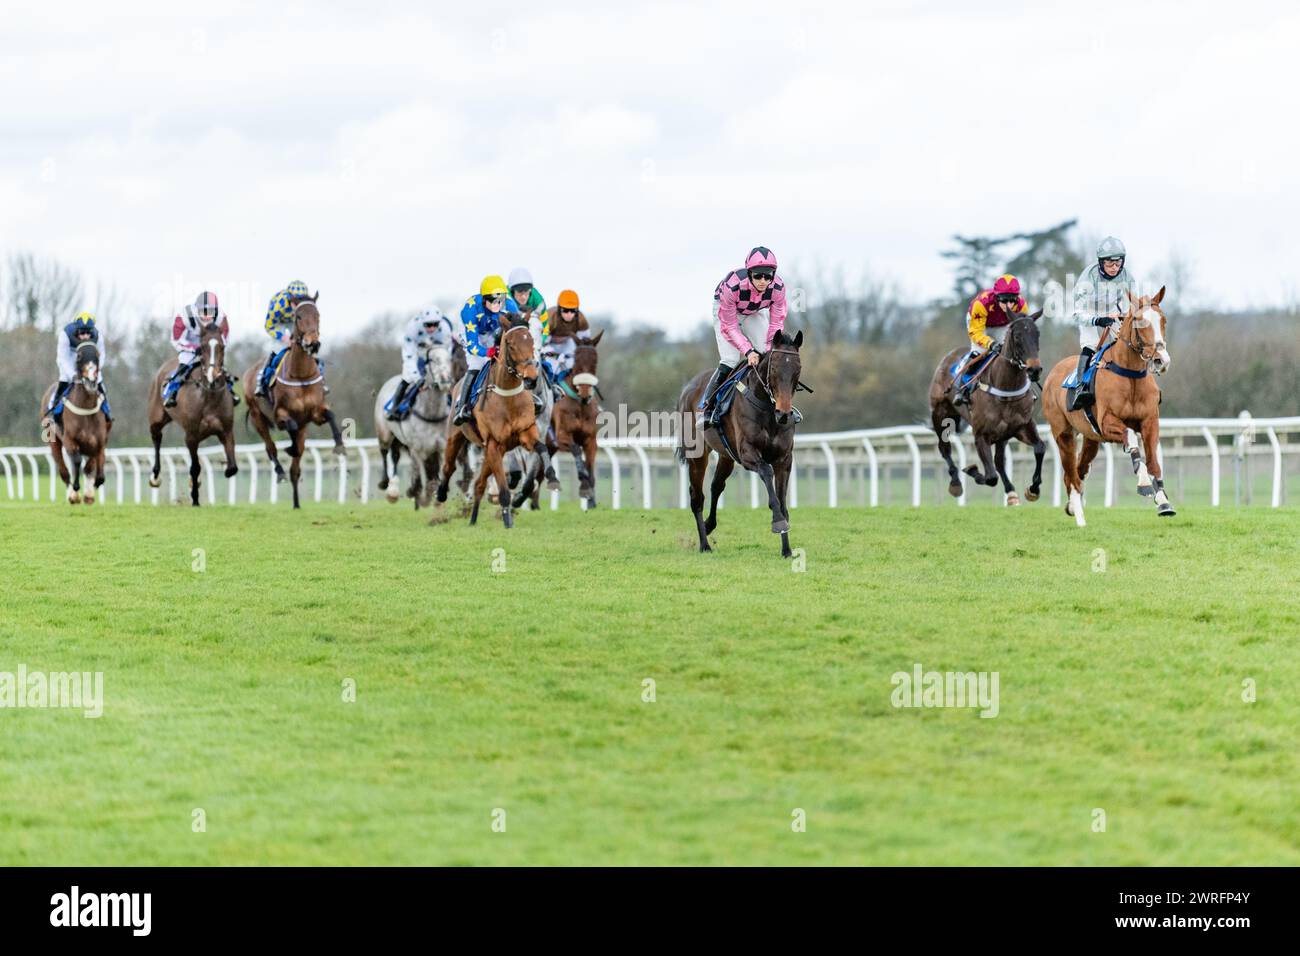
147,320,238,505
1042,287,1172,526
546,329,603,510
240,298,346,509
928,311,1046,505
675,330,804,557
41,343,111,504
435,325,545,528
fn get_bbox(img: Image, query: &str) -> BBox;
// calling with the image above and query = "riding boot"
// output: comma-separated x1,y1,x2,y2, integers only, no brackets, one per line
386,381,409,421
1067,348,1095,411
255,350,277,398
98,382,113,422
47,381,69,428
227,377,241,406
163,365,188,408
452,371,477,425
699,363,733,429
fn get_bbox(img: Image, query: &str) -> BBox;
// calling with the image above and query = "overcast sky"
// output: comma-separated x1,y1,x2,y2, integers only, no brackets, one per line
2,0,1297,339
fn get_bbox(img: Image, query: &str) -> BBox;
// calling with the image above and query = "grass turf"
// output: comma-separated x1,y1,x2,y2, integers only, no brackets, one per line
1,499,1297,865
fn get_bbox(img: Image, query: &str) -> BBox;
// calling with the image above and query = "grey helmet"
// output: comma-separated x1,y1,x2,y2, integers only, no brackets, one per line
507,267,534,293
1096,236,1126,279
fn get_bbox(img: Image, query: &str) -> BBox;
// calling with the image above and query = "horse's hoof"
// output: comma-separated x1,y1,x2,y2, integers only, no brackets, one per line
386,490,400,503
947,481,962,498
700,542,712,553
83,495,95,505
67,492,81,505
334,445,346,456
772,518,790,534
1025,488,1040,502
224,466,238,479
1138,483,1155,497
275,473,286,483
547,480,560,491
587,499,597,510
1005,493,1020,507
1157,503,1176,517
148,476,160,489
377,478,389,491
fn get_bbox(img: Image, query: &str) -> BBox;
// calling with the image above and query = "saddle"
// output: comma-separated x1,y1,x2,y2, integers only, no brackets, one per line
384,380,424,420
1061,342,1115,390
949,351,997,390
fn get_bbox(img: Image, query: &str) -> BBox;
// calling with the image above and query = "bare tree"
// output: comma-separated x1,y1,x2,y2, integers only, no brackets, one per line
3,252,84,331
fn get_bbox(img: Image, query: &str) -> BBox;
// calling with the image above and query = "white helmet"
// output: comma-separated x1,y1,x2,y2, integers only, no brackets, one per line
507,267,534,291
418,306,447,332
1096,236,1126,260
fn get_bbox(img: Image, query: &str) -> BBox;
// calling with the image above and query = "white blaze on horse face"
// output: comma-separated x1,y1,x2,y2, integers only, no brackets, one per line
1141,309,1170,370
207,338,218,382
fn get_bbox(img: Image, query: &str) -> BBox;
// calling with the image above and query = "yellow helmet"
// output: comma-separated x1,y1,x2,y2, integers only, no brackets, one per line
74,311,96,325
480,275,508,298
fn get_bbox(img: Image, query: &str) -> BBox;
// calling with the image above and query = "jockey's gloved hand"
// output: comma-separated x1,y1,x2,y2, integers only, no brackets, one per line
989,341,1002,356
1093,316,1116,327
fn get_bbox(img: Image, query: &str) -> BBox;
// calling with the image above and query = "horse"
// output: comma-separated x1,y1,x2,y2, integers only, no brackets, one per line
675,330,804,557
928,311,1046,506
536,330,604,510
240,297,346,509
1042,287,1172,526
434,325,545,528
41,342,111,505
147,320,238,506
373,340,469,509
503,357,558,511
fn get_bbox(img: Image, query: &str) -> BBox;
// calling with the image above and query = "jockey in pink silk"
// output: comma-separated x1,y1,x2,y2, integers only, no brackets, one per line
700,246,788,428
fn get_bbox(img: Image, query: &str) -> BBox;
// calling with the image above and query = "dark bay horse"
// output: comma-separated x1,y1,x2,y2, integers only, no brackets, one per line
1043,287,1171,526
240,298,346,509
928,311,1045,505
435,325,545,528
41,343,111,505
147,320,238,505
544,329,603,510
675,330,804,557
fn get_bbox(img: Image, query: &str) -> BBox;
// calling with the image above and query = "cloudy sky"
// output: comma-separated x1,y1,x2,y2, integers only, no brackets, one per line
2,0,1297,339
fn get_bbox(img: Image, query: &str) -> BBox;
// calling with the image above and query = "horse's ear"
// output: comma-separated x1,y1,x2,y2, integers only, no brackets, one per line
792,330,803,348
311,291,319,302
1152,285,1166,306
589,328,604,346
1030,309,1043,322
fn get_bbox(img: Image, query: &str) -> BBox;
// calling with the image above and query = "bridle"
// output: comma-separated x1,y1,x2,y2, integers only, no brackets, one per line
746,345,803,415
1113,308,1163,365
198,322,228,390
292,301,321,355
500,326,537,381
570,342,600,405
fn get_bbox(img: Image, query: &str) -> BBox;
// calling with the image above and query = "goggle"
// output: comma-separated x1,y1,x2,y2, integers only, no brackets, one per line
560,307,577,316
1101,257,1124,265
749,269,775,281
996,294,1019,304
511,284,533,295
484,294,506,305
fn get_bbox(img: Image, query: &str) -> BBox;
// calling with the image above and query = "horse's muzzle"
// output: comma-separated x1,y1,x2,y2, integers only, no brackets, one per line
306,340,321,355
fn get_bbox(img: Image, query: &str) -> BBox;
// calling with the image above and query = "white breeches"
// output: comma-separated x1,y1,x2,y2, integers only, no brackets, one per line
970,325,1008,355
1078,325,1103,351
712,301,771,366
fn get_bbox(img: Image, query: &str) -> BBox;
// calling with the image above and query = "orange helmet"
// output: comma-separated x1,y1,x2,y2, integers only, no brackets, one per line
557,289,580,310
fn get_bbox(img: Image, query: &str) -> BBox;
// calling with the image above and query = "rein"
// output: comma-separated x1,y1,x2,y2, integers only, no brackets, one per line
489,328,534,397
743,347,802,421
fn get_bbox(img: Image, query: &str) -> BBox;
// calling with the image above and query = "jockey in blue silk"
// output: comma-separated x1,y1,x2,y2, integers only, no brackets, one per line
47,311,113,428
255,279,312,398
452,274,520,425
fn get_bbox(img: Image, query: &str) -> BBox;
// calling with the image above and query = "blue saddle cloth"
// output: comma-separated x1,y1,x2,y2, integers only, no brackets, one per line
949,351,996,387
698,365,749,413
383,380,423,417
1062,342,1114,389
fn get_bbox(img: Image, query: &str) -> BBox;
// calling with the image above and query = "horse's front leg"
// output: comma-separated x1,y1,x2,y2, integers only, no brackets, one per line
1016,422,1045,501
322,408,346,455
469,438,497,526
187,439,202,507
284,418,303,509
1124,427,1154,497
582,432,598,509
222,427,238,479
772,453,793,558
149,420,165,488
68,451,83,504
964,433,998,487
1140,423,1175,516
435,428,465,504
704,454,736,535
993,440,1018,506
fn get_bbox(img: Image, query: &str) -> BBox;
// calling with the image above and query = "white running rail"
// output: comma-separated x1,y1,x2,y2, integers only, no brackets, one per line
2,413,1294,509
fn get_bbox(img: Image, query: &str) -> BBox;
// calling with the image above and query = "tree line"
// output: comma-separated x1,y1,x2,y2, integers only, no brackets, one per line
1,223,1297,447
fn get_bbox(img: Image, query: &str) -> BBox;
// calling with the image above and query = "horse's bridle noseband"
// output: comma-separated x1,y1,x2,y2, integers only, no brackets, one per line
502,327,537,381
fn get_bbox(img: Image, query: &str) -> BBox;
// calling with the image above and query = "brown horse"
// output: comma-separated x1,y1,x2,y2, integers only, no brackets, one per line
147,320,238,506
928,311,1046,505
1042,287,1172,526
435,325,544,527
675,330,804,557
548,330,604,510
41,343,111,504
240,298,346,509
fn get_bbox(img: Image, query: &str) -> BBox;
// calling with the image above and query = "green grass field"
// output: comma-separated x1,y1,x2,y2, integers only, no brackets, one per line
2,499,1298,865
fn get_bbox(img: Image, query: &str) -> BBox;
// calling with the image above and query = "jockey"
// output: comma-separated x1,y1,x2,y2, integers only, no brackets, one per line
543,289,589,384
952,274,1029,406
255,279,312,398
387,306,452,421
163,291,236,408
700,246,788,428
1068,236,1138,411
48,311,112,427
452,275,521,425
507,267,550,351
